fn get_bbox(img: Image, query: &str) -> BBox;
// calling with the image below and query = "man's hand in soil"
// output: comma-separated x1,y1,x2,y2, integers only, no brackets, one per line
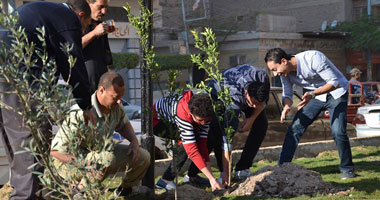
210,178,224,191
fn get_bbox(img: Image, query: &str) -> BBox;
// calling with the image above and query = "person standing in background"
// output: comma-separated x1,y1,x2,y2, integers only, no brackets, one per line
82,0,113,93
348,68,362,104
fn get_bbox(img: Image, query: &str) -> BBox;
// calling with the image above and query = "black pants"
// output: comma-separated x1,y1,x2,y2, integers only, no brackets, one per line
153,121,190,181
0,81,50,200
188,109,268,174
234,110,267,171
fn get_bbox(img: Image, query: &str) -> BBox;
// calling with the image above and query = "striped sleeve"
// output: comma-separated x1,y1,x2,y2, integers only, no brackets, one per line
198,122,210,139
175,116,196,144
155,95,179,124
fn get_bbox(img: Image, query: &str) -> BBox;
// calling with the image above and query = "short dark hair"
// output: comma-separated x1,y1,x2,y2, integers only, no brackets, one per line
66,0,91,18
188,93,213,119
246,82,270,102
98,72,124,89
264,48,292,64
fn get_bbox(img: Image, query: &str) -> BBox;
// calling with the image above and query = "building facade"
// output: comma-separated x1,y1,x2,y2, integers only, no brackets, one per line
6,0,380,102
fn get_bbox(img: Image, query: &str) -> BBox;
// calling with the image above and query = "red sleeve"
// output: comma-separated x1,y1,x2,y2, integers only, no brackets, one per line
183,142,207,170
198,138,209,163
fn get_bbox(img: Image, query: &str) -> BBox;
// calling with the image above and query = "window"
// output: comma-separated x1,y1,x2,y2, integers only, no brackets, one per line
127,68,141,105
229,55,246,67
353,6,366,20
104,7,130,22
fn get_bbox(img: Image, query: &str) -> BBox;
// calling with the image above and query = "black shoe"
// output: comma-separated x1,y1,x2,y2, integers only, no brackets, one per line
183,175,210,186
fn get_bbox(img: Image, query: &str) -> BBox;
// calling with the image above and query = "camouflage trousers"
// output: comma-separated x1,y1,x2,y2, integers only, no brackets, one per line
53,144,150,188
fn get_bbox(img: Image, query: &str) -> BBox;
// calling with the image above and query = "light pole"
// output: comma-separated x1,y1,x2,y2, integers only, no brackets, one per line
367,0,372,81
141,0,155,190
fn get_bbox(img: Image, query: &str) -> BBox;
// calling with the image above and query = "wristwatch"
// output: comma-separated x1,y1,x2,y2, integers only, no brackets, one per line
310,91,316,99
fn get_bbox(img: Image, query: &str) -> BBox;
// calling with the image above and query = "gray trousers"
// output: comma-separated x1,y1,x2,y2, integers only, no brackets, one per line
0,81,48,200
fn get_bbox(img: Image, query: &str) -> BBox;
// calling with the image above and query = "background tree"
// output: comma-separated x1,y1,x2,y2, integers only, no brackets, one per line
332,14,380,81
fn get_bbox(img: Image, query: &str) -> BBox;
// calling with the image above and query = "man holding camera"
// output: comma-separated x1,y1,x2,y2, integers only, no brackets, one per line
82,0,113,93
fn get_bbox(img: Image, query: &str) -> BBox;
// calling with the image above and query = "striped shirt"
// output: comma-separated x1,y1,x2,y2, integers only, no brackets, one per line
154,91,209,143
153,90,210,169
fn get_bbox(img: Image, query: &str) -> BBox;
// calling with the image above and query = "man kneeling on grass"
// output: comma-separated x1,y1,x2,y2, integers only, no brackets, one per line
50,72,150,196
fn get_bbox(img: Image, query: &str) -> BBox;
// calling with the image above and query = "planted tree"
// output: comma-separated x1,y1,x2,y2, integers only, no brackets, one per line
189,28,235,186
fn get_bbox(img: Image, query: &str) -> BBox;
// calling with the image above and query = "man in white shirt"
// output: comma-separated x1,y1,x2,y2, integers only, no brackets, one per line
265,48,355,180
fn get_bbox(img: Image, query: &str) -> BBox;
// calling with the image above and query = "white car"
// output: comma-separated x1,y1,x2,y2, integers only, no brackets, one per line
354,103,380,137
121,99,141,120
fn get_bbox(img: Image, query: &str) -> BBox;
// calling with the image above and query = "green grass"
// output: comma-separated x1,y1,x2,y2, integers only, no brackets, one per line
127,145,380,199
220,145,380,200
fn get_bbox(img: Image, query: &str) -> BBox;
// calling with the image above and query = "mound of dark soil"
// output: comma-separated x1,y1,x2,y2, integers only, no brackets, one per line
229,163,349,198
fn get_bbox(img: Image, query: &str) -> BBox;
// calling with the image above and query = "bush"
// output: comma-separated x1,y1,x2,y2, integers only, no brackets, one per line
111,52,139,70
155,54,193,71
111,53,193,71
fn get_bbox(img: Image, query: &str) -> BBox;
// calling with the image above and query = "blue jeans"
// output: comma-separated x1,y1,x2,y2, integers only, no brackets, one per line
278,92,354,172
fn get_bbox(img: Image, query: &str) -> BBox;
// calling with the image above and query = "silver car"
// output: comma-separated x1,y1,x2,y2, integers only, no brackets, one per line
121,99,141,120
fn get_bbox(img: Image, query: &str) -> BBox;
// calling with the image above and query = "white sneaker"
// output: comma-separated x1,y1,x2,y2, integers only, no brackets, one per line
156,178,176,190
234,169,252,180
183,175,190,183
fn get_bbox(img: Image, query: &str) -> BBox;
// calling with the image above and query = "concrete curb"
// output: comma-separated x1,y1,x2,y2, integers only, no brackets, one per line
154,135,380,178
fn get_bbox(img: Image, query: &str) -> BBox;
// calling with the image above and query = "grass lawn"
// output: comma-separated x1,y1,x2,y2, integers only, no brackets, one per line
143,145,380,200
217,145,380,200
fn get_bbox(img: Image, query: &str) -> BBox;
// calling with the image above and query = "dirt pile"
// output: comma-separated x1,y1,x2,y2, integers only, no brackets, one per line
230,163,347,198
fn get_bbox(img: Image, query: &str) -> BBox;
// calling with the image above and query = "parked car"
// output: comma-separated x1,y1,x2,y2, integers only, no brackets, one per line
117,100,168,159
232,87,356,149
113,119,168,159
353,103,380,138
121,99,141,120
